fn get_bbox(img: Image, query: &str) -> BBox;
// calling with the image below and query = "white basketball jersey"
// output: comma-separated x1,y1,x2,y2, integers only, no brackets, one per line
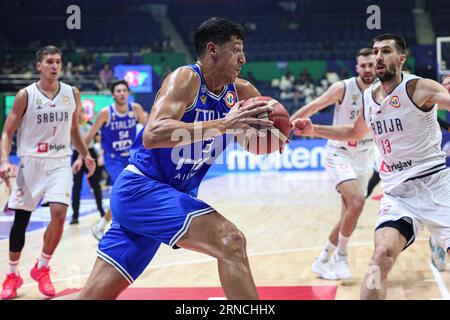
327,77,372,151
363,73,446,192
17,81,76,158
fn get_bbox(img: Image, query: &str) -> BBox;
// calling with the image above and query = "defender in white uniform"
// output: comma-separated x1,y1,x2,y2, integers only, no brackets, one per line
292,34,450,300
0,46,95,300
291,48,377,280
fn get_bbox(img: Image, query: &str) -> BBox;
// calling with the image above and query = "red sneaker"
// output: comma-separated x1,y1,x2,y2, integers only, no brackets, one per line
30,262,55,297
1,272,24,300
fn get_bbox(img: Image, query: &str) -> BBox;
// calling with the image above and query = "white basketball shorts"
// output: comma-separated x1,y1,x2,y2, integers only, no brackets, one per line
324,145,373,195
8,156,72,212
375,168,450,251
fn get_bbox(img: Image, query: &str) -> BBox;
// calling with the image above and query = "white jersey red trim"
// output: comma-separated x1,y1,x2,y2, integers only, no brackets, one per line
363,73,446,192
17,81,76,158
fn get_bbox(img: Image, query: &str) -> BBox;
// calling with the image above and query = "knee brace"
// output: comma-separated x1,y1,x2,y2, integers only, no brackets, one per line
9,210,32,252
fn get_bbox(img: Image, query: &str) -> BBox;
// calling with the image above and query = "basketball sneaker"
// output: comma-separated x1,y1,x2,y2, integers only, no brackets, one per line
91,224,104,241
429,236,446,271
30,261,55,297
311,258,337,280
1,272,23,300
333,252,352,280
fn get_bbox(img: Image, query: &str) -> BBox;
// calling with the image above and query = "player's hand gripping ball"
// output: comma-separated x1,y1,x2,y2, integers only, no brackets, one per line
238,96,292,155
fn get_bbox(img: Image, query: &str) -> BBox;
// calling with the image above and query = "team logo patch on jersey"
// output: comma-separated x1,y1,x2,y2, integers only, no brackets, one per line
63,96,70,105
37,142,49,153
200,85,207,93
389,95,401,108
351,94,358,106
128,111,135,118
200,95,207,105
379,160,390,173
224,92,236,108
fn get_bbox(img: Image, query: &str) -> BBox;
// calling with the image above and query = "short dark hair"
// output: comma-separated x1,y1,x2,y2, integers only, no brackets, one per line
194,17,245,58
356,47,373,58
372,33,407,54
36,45,62,62
111,80,129,93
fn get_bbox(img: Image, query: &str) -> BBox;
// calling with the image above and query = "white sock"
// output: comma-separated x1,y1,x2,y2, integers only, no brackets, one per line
37,252,52,269
318,240,337,262
337,232,350,255
97,217,107,230
8,260,20,274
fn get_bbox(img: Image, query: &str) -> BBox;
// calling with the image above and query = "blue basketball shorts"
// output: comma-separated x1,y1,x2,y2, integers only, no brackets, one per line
97,165,216,283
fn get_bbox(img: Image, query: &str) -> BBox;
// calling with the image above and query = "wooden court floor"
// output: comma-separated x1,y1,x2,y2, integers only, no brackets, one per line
0,171,449,300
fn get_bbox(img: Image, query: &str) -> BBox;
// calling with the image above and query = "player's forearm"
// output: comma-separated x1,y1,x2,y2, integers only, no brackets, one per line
290,103,319,121
71,130,89,158
84,133,95,150
0,132,12,163
143,118,227,149
312,124,359,141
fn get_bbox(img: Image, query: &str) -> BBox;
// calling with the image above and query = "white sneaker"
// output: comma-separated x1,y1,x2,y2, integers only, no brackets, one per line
333,252,352,280
429,236,446,271
311,258,337,280
91,225,104,241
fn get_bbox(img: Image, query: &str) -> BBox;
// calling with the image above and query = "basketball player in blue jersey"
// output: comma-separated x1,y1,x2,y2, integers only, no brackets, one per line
71,17,275,300
73,80,148,240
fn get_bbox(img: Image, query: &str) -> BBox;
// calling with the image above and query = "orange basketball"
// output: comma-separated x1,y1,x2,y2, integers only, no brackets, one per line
238,96,292,155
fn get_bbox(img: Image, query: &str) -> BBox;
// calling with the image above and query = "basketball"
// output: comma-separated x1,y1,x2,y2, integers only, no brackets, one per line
239,96,292,155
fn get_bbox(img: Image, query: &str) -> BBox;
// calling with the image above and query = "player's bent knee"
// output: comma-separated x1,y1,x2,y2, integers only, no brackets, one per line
51,212,67,225
348,196,365,213
371,245,395,272
219,229,247,260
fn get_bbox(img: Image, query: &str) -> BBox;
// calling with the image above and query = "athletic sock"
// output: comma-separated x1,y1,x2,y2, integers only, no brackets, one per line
318,240,337,262
37,252,52,269
8,260,20,274
337,232,350,255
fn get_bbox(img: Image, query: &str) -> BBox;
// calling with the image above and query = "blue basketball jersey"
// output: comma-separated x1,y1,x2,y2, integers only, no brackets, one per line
129,64,238,196
100,103,137,158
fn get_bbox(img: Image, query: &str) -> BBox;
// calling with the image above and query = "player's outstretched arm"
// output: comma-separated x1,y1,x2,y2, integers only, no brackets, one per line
0,89,27,187
412,78,450,112
292,112,369,141
290,80,344,122
142,67,273,149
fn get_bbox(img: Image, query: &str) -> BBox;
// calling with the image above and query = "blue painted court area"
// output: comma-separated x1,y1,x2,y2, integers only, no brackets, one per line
0,196,107,241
